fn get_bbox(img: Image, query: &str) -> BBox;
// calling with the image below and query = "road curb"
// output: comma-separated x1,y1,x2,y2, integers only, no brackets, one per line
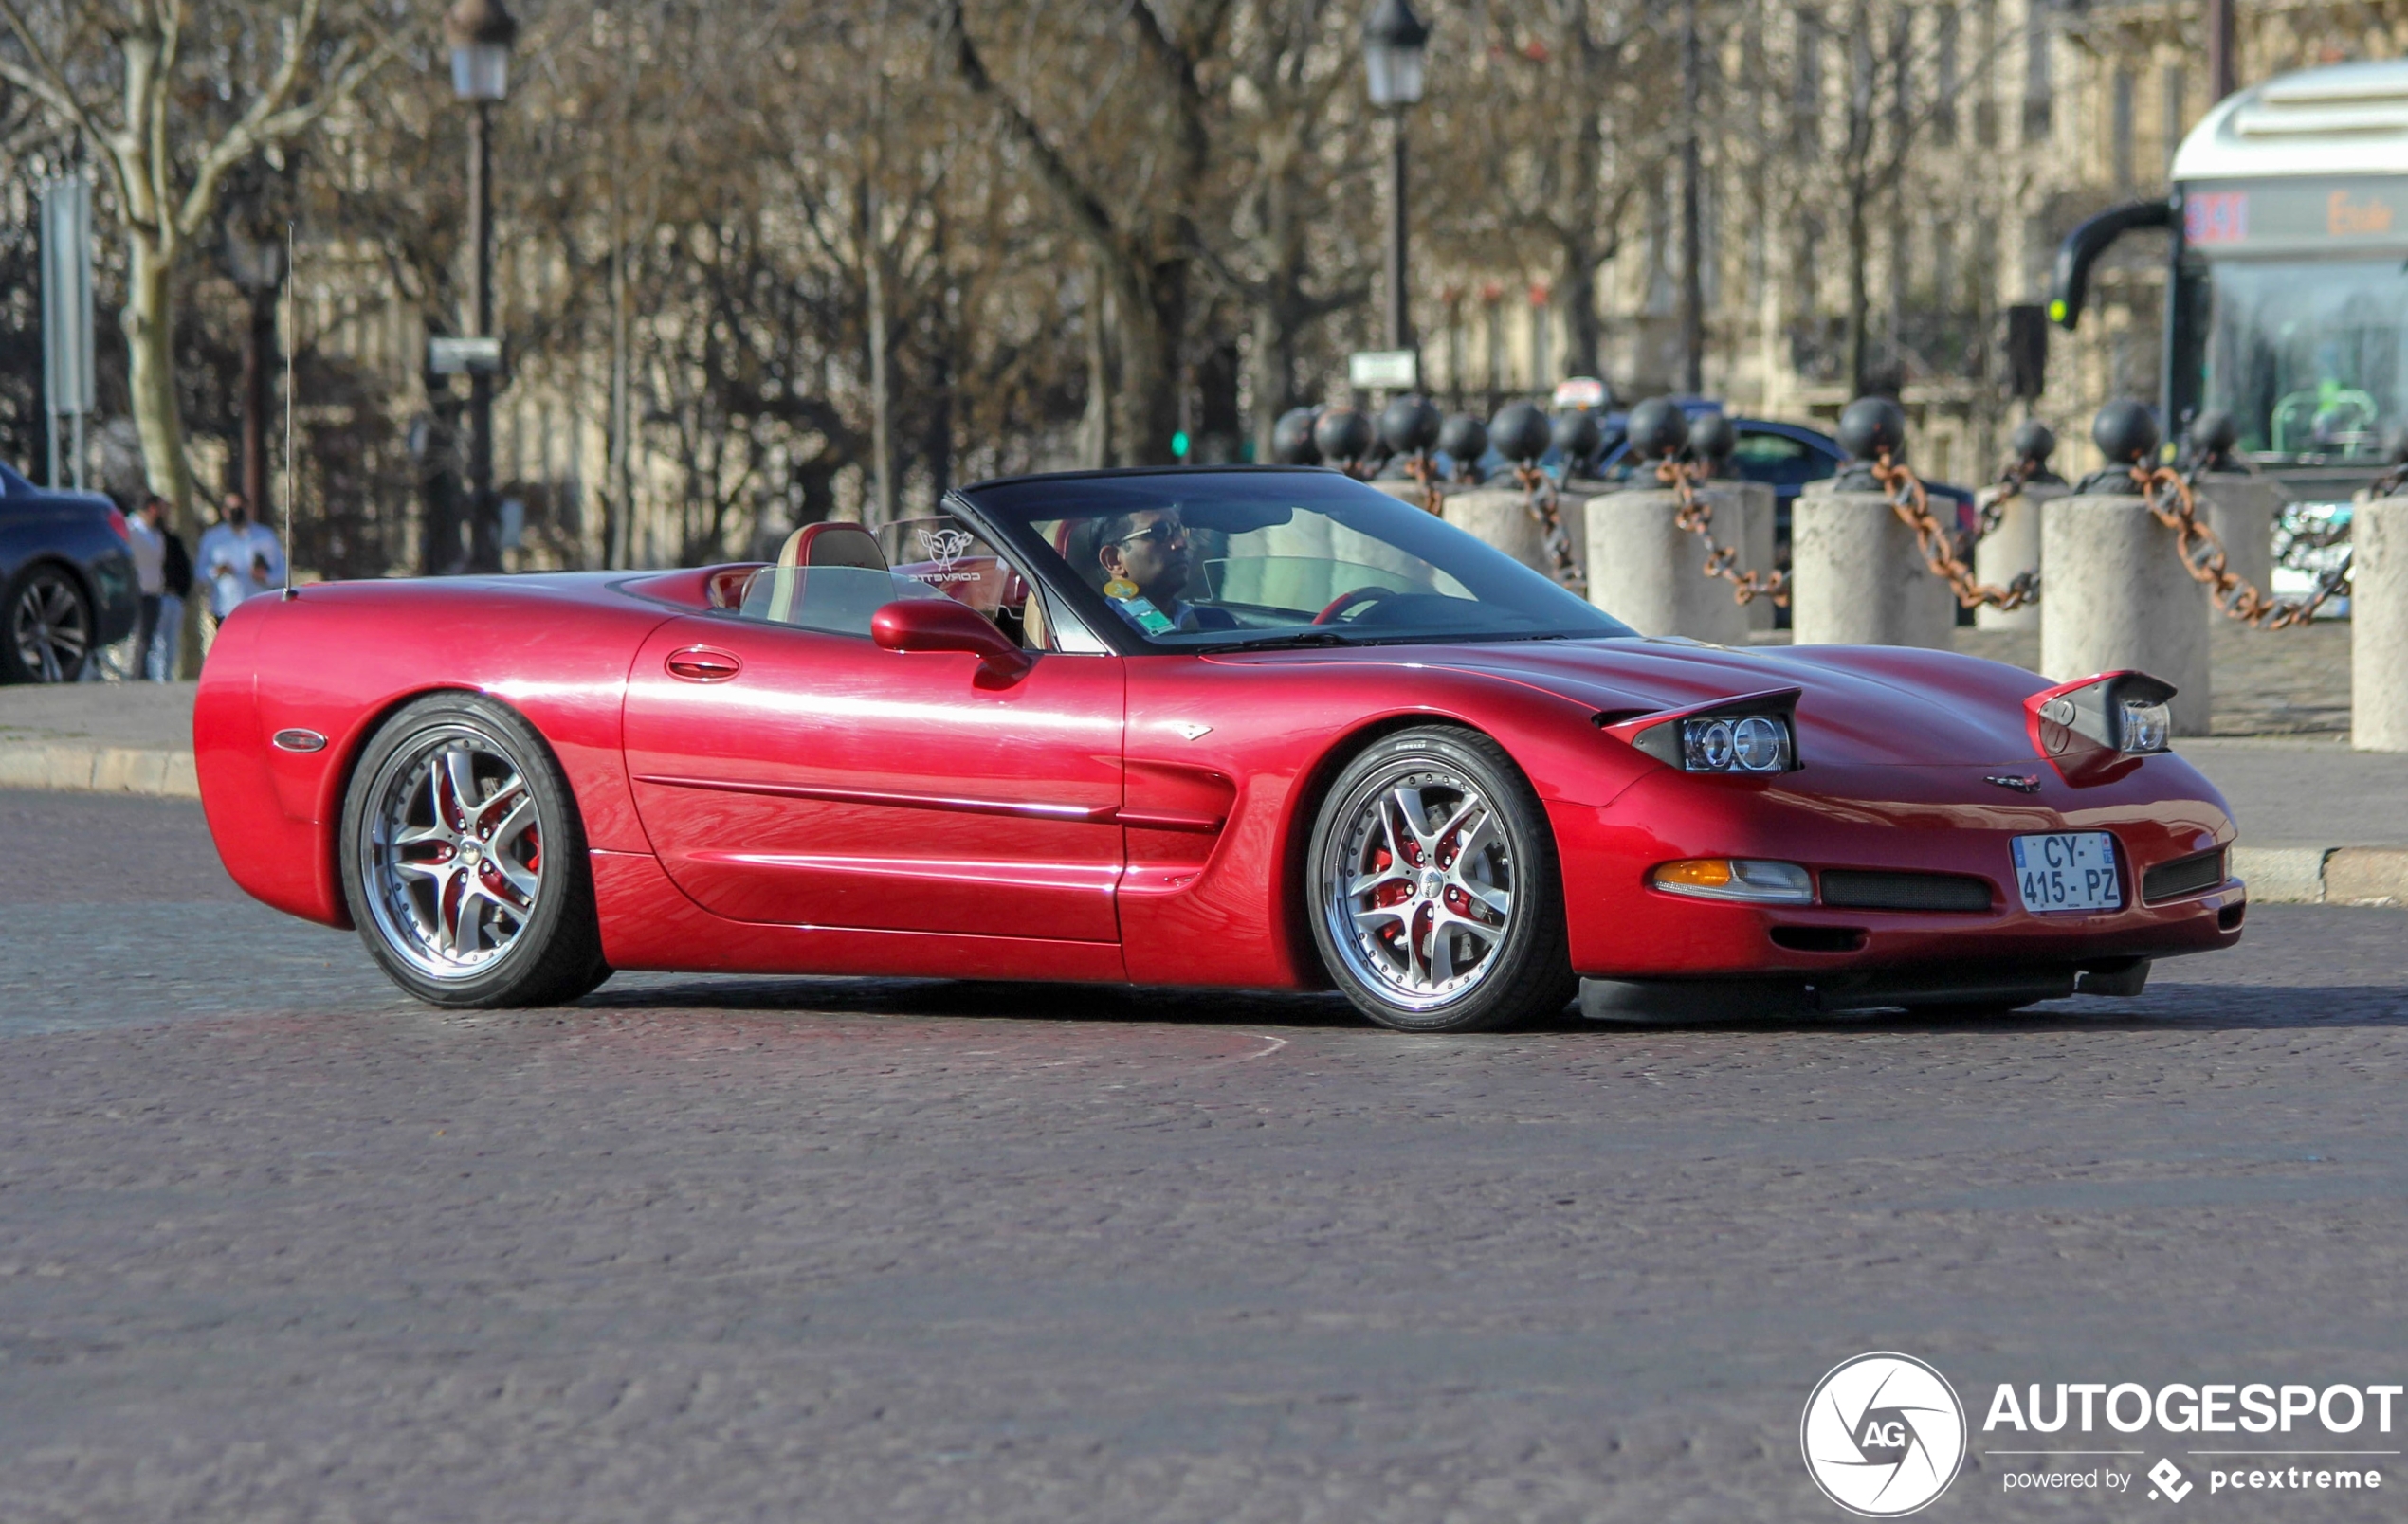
2235,844,2408,906
0,742,199,800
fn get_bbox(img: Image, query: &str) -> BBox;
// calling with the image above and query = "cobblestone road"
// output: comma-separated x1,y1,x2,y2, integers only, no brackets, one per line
4,791,2405,1522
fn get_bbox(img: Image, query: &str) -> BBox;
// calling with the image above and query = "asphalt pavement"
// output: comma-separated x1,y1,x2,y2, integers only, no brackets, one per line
3,789,2405,1522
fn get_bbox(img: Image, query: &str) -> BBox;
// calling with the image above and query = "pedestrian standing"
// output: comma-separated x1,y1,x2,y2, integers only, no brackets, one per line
194,492,284,634
137,497,195,680
125,494,166,674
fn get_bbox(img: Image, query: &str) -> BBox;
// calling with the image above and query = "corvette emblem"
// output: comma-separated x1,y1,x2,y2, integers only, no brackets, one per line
1175,721,1213,740
1985,773,2042,794
917,526,976,573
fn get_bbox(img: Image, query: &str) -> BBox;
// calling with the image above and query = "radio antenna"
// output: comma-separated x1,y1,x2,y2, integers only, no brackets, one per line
281,220,297,600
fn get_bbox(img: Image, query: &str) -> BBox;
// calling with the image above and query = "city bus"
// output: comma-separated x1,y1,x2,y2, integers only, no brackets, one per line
2054,57,2408,590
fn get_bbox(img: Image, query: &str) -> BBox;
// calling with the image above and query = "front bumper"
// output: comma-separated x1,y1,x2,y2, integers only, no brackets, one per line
1551,756,2246,986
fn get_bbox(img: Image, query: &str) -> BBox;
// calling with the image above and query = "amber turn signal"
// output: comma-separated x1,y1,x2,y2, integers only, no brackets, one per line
1650,858,1815,904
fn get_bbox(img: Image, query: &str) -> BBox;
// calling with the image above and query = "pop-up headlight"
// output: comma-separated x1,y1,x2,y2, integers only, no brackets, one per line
1602,686,1804,775
1683,713,1794,773
2026,671,2177,784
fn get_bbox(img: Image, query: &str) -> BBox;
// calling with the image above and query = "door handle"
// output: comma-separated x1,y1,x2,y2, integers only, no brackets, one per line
666,646,742,682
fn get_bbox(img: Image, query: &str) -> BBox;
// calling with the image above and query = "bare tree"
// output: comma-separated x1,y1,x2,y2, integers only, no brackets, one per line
941,0,1231,466
0,0,393,527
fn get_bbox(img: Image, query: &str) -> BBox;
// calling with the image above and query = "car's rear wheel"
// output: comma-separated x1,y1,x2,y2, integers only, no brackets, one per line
3,565,92,683
1308,726,1575,1032
340,693,610,1007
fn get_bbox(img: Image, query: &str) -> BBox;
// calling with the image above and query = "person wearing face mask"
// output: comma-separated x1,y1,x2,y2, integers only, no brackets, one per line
194,491,285,628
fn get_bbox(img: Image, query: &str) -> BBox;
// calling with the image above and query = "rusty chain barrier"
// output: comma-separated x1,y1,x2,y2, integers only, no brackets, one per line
1975,456,2047,540
1869,455,2040,612
1403,453,1444,516
2131,464,2352,629
1511,464,1584,592
1654,458,1789,608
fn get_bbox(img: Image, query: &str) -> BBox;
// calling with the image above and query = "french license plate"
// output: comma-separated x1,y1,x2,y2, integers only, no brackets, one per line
2011,832,2123,913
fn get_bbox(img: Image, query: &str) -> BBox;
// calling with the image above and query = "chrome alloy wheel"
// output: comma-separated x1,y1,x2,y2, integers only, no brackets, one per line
1322,766,1518,1010
359,725,547,980
9,570,90,682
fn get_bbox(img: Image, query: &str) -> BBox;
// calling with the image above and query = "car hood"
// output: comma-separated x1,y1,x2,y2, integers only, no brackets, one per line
1413,636,2057,767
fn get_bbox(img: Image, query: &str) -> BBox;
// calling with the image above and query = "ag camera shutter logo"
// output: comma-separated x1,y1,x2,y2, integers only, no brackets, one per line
1802,1352,1968,1516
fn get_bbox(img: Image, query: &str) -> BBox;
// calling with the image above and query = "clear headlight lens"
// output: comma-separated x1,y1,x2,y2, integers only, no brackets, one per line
1651,858,1815,904
1681,714,1792,772
2117,698,2171,753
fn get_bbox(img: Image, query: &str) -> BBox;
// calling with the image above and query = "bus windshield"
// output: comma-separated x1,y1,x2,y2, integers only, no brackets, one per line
2205,256,2408,461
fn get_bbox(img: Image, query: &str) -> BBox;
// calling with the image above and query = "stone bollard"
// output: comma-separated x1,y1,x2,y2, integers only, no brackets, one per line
2354,494,2408,752
1972,481,2062,632
1376,476,1589,582
1440,485,1552,574
1583,485,1750,644
1789,480,1955,648
1699,478,1778,632
2040,493,2213,735
2192,472,2281,604
1554,481,1604,583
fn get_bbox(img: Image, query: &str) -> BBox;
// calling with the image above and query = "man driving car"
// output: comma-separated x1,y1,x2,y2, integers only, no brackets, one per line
1092,506,1231,635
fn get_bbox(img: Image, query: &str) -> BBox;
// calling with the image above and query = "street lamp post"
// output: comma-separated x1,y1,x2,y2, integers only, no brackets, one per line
221,200,288,519
446,0,516,573
1363,0,1429,360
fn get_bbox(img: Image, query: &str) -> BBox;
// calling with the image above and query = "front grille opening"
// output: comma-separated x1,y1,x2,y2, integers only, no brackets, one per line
2143,846,2228,904
1771,925,1868,952
2219,902,2246,931
1819,869,1995,913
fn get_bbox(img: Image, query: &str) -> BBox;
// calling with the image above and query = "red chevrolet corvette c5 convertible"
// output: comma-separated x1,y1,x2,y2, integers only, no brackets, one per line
195,466,2243,1032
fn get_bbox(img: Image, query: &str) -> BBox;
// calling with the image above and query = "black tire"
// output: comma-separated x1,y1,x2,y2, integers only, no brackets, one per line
1306,725,1576,1033
3,563,93,683
339,693,610,1007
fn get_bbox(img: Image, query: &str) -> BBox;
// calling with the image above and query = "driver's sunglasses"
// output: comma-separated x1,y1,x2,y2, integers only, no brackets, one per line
1113,518,1188,548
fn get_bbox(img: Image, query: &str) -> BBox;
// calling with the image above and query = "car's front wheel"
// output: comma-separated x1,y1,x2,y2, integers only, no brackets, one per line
340,693,610,1007
1307,726,1575,1032
3,564,92,683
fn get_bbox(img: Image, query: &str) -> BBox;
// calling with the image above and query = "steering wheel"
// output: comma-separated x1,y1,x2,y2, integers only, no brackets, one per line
1312,585,1402,626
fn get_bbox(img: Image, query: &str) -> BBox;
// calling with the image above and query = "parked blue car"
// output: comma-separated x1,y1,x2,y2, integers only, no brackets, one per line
1588,404,1979,547
2,464,138,682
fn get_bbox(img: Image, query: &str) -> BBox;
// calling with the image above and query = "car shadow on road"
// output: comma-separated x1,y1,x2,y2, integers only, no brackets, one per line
581,972,1373,1030
572,973,2408,1036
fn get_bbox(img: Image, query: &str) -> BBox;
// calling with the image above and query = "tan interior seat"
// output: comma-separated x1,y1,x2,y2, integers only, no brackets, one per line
739,521,891,629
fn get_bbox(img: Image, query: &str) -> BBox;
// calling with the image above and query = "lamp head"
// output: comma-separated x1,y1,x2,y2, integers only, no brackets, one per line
446,0,518,100
1362,0,1430,108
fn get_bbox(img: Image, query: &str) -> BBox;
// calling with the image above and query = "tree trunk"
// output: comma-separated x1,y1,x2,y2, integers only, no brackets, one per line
1559,242,1601,380
1249,300,1294,464
122,234,192,530
1844,182,1871,397
1121,256,1186,468
123,232,210,677
607,201,633,570
1082,262,1115,468
867,241,896,527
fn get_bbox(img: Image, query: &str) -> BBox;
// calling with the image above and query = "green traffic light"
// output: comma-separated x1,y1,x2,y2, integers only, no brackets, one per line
1172,430,1191,461
2048,299,2068,322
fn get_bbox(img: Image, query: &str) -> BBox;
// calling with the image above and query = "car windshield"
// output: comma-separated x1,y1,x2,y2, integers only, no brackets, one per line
959,469,1634,650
